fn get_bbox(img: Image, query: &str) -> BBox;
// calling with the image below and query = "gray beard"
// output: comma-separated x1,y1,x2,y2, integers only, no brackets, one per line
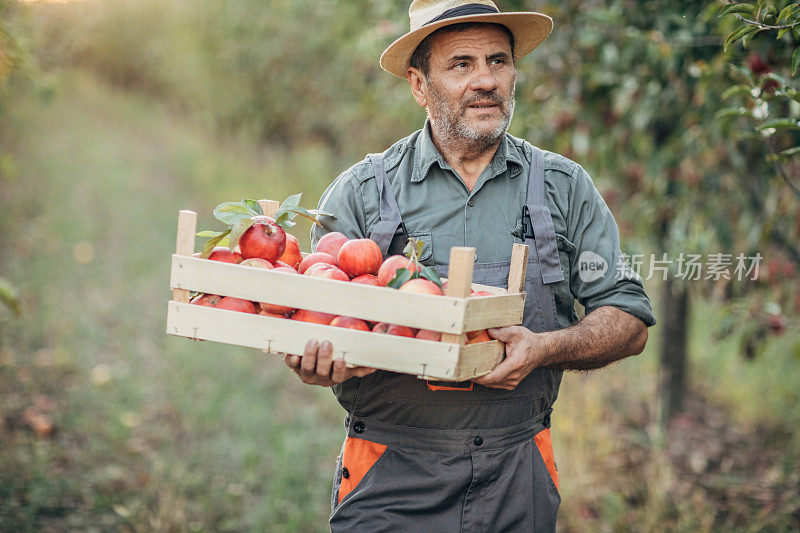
427,79,516,154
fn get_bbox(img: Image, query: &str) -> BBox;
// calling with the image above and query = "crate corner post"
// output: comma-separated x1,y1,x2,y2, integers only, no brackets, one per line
508,243,529,293
441,246,475,347
172,209,197,303
258,199,280,218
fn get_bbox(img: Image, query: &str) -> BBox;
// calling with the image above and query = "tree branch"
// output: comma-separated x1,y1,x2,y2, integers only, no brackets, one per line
765,136,800,200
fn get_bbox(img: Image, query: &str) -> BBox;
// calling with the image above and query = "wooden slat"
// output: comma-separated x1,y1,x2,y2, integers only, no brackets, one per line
452,341,506,380
173,210,197,303
462,293,525,331
258,199,280,217
508,243,529,293
468,282,507,295
170,255,471,333
166,301,462,379
440,277,507,295
441,247,475,346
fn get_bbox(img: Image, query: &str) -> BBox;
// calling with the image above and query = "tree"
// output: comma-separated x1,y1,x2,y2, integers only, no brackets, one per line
510,0,798,422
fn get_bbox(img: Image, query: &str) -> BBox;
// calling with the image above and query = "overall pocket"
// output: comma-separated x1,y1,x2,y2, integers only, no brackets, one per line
336,436,388,506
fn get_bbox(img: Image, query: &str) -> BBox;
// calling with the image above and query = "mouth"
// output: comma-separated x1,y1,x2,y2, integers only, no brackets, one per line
467,102,499,109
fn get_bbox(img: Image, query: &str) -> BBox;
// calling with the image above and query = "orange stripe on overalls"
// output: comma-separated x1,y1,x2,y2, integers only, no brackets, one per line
534,427,559,490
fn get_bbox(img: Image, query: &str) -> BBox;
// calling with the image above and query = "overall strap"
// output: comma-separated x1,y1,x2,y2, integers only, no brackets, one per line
525,147,564,285
367,154,405,257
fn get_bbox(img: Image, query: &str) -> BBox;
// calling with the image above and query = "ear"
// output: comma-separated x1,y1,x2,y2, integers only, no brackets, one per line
407,67,427,108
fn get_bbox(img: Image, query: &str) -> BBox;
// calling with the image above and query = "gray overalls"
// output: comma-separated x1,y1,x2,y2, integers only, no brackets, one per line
330,146,564,532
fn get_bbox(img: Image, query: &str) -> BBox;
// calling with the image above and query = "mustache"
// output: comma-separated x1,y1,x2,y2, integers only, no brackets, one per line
462,91,508,109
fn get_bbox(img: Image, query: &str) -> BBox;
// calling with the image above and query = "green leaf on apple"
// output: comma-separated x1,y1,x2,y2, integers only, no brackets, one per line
274,210,297,229
228,217,255,252
306,209,335,218
280,193,303,209
386,268,414,289
213,202,255,226
196,230,226,238
241,198,264,215
419,266,443,288
200,228,232,258
403,238,425,261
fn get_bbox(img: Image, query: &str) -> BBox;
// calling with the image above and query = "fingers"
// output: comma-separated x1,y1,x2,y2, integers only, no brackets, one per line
315,341,333,379
487,326,521,343
286,340,376,386
284,353,301,370
299,339,321,380
472,358,517,390
331,358,348,384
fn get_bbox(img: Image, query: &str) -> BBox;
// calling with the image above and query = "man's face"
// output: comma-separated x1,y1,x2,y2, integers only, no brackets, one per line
421,25,516,148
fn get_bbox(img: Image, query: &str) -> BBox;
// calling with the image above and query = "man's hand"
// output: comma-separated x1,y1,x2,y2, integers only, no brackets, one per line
473,307,649,389
285,339,376,386
472,326,547,390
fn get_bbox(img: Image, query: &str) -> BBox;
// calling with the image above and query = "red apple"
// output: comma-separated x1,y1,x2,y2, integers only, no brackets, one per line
191,294,222,307
208,247,243,263
372,322,415,337
415,329,442,342
298,252,337,274
292,309,335,325
471,290,494,297
467,330,492,344
305,263,350,282
239,215,286,262
398,278,444,295
259,301,295,316
377,255,423,286
350,274,380,286
216,296,257,313
239,258,274,269
338,238,382,278
277,233,303,269
316,232,349,258
259,310,288,319
330,316,371,331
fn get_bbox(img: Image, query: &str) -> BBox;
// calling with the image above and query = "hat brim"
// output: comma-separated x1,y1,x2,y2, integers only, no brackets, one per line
379,12,553,78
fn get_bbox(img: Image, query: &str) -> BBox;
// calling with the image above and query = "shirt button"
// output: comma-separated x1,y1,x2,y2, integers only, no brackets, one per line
473,436,483,446
467,199,476,207
341,467,350,479
353,421,366,434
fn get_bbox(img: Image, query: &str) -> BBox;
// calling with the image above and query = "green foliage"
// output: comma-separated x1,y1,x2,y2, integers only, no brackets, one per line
0,276,21,317
717,0,800,200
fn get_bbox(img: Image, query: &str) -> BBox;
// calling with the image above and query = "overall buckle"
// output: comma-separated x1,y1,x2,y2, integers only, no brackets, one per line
521,205,535,240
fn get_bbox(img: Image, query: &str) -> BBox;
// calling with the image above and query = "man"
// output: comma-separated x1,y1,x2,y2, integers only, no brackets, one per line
285,1,656,530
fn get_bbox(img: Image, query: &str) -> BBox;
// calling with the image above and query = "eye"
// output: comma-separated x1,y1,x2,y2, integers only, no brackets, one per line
453,61,469,69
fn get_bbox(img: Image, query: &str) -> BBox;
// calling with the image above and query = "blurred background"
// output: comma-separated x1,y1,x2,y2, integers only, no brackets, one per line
1,0,798,530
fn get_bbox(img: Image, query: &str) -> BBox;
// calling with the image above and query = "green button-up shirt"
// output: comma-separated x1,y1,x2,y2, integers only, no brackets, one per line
312,121,656,331
312,122,655,411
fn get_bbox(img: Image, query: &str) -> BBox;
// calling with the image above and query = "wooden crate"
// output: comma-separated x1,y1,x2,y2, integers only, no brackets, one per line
166,200,529,381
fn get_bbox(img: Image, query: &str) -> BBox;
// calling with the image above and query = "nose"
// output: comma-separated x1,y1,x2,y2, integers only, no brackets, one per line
469,61,499,92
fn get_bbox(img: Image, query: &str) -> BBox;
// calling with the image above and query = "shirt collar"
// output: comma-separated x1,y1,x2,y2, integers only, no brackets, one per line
411,119,525,183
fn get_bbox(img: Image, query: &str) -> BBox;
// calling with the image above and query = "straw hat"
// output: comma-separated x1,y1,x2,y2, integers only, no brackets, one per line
380,0,553,78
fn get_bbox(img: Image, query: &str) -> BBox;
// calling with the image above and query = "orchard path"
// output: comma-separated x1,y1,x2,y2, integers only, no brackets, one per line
0,71,340,531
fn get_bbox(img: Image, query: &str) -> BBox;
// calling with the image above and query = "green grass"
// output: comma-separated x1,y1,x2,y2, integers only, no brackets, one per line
0,71,346,531
1,70,798,531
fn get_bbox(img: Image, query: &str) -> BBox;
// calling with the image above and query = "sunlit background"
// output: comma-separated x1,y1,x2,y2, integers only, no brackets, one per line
1,0,799,531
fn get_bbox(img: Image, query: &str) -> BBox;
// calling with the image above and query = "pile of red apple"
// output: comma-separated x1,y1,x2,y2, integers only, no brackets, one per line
190,215,492,344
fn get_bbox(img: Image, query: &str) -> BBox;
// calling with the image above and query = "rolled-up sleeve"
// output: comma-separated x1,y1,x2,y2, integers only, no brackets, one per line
311,171,368,251
565,165,656,327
